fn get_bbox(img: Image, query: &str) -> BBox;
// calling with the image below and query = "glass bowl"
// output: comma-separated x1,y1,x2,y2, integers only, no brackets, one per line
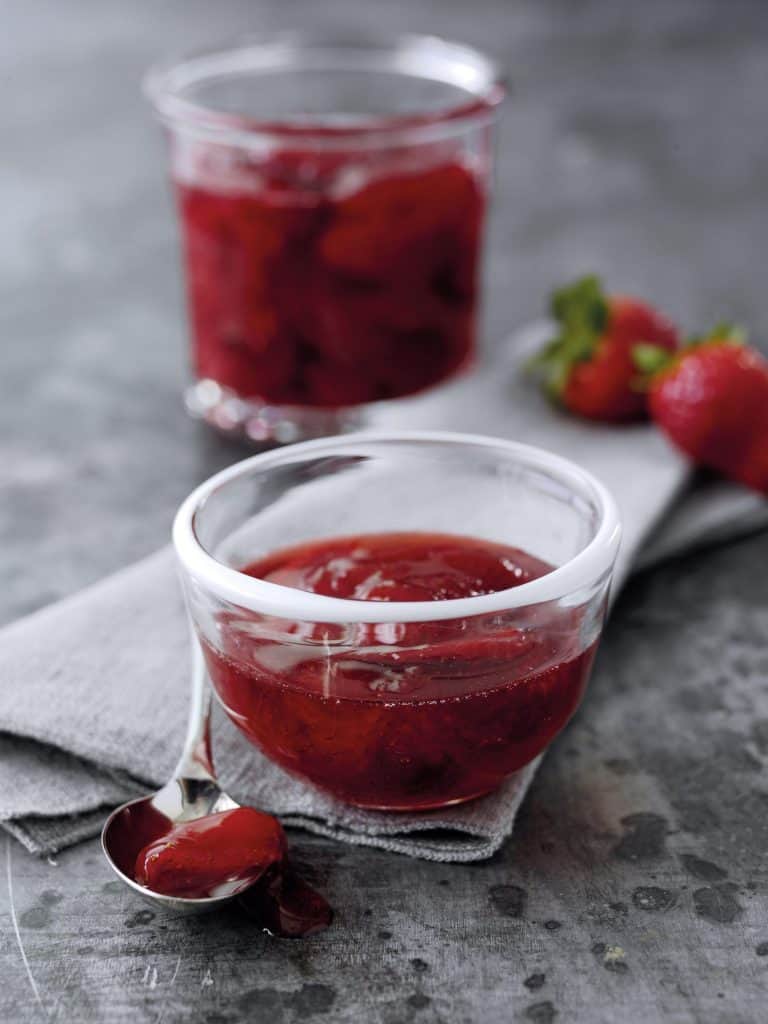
145,33,506,442
173,431,620,810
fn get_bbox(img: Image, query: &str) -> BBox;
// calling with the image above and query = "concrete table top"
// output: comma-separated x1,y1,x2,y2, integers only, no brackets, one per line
2,1,767,1021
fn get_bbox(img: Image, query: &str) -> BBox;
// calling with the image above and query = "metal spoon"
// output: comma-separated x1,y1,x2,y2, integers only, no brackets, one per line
101,639,240,914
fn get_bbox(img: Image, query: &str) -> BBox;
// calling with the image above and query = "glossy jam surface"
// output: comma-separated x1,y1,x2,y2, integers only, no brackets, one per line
109,803,332,936
176,153,484,407
204,532,597,810
135,807,286,899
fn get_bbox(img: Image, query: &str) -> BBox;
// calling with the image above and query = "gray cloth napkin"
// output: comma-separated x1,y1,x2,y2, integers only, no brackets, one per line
2,324,766,861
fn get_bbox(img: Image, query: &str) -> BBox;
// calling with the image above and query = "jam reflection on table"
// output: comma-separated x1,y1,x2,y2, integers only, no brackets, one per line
203,532,597,810
175,148,486,407
111,803,332,936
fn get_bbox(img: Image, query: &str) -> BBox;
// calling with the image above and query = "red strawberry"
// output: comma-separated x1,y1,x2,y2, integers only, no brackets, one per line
532,276,679,422
637,328,768,495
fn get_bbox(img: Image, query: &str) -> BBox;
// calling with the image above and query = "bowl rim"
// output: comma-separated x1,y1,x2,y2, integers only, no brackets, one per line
172,431,621,624
143,30,507,149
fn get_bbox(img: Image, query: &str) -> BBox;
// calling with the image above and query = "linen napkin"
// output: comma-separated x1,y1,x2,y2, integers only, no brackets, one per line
2,324,766,861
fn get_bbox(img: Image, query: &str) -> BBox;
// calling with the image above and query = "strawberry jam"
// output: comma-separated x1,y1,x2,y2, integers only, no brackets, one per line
111,803,332,935
203,533,597,810
135,807,286,900
175,152,484,407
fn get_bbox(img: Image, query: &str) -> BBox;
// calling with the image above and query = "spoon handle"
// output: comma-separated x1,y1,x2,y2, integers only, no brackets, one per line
174,632,215,780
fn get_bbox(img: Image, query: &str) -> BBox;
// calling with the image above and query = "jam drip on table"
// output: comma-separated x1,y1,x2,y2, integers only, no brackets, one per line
176,153,484,407
110,804,331,937
204,532,597,811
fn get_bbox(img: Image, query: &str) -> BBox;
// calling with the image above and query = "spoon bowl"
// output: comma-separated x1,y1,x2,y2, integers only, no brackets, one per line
101,786,242,915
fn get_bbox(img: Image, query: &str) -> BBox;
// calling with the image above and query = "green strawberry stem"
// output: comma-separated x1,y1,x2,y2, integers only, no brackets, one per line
632,344,671,375
632,323,745,381
550,275,609,336
528,275,609,398
688,323,746,347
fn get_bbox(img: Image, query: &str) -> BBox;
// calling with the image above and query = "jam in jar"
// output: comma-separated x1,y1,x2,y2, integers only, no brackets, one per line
176,151,485,412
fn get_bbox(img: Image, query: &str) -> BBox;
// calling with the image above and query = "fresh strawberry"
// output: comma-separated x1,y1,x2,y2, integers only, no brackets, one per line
531,276,679,422
636,327,768,495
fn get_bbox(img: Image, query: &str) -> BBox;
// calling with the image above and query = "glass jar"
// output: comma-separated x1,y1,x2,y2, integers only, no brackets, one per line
173,432,621,810
145,34,506,442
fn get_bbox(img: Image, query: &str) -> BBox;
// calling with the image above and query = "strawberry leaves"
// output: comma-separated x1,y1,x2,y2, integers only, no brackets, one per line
687,323,746,347
530,275,609,397
632,343,672,375
550,274,609,337
632,323,746,382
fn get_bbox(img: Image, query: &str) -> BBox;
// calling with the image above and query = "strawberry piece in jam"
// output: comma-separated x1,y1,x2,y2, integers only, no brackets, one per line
175,155,484,407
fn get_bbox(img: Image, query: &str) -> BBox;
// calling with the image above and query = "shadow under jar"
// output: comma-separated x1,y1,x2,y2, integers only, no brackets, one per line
174,433,621,811
145,34,506,442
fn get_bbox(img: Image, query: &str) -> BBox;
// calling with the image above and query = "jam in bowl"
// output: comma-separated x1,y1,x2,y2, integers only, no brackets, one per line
173,432,621,810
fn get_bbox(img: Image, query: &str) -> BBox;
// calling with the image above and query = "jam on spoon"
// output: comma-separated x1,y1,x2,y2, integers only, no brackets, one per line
110,804,331,936
100,627,331,932
134,807,285,899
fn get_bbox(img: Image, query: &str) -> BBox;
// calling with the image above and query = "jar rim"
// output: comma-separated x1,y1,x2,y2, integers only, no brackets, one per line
144,31,507,149
172,431,622,623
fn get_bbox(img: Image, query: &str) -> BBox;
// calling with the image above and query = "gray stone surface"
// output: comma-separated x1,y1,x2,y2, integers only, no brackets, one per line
2,1,768,1021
